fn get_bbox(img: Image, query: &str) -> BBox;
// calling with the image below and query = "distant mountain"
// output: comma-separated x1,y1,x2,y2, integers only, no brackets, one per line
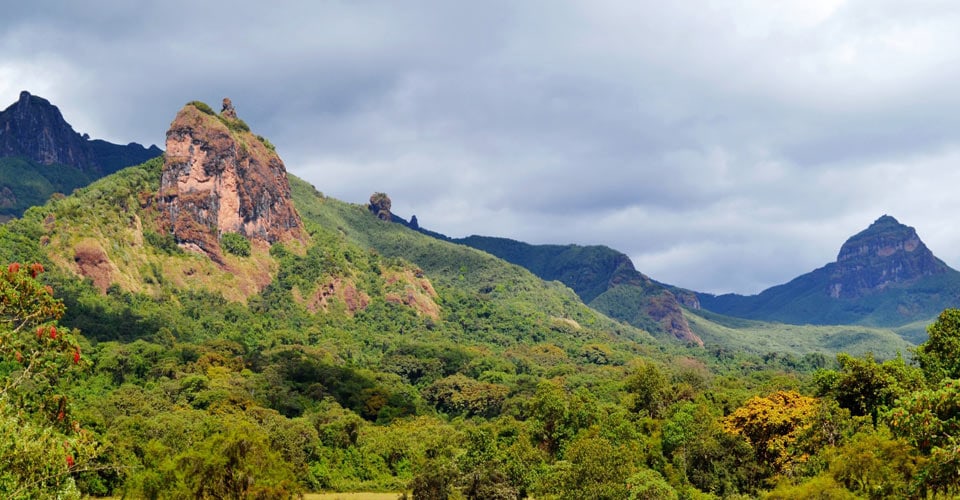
389,212,702,344
0,97,656,356
699,215,960,336
0,91,161,219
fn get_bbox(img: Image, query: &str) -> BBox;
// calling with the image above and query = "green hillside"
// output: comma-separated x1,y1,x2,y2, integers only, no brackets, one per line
699,216,960,334
0,153,949,498
686,308,913,360
0,157,94,221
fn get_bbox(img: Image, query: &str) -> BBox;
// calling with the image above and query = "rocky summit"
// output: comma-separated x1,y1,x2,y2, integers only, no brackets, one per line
0,91,160,175
158,99,305,261
698,215,960,330
829,215,948,299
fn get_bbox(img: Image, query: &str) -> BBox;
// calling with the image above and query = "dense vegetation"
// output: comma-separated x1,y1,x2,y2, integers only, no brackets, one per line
3,158,960,498
0,157,93,220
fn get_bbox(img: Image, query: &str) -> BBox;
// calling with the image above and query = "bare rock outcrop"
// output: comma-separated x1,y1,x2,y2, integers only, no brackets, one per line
829,215,947,299
369,192,392,221
158,99,305,261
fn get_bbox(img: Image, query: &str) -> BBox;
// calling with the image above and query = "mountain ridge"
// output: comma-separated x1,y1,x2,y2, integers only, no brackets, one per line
0,91,161,220
698,215,960,333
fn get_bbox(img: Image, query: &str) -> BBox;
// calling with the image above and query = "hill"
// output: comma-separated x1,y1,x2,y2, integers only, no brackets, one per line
0,98,660,367
0,91,161,220
385,216,702,345
698,215,960,335
1,97,947,499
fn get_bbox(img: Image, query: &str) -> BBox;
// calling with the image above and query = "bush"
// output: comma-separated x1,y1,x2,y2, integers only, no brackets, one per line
187,101,215,115
144,230,183,255
257,135,277,152
220,117,251,133
221,232,251,257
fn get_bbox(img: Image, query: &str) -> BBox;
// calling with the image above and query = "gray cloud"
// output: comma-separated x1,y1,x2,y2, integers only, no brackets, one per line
3,0,960,294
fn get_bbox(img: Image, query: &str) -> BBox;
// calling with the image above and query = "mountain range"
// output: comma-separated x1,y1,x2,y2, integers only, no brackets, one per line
1,91,955,350
0,91,161,220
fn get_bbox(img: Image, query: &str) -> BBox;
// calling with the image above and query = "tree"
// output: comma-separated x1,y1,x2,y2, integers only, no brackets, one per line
723,390,819,475
627,469,677,500
915,308,960,383
814,352,923,422
0,262,94,498
886,379,960,495
625,361,670,418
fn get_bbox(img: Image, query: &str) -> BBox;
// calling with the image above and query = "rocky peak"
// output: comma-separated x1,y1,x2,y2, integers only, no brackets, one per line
828,215,947,299
0,91,161,177
0,90,99,171
158,99,305,261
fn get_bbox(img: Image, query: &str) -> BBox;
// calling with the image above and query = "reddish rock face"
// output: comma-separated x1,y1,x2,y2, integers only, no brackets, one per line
158,100,304,261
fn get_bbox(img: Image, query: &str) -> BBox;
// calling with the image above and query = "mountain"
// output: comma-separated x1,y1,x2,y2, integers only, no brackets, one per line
388,209,703,344
698,215,960,337
0,96,929,498
0,98,655,352
449,235,703,345
0,91,161,220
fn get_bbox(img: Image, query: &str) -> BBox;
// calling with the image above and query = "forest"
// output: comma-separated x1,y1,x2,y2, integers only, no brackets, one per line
1,158,960,499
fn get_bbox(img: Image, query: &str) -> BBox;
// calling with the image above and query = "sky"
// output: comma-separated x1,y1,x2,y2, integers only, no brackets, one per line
3,0,960,294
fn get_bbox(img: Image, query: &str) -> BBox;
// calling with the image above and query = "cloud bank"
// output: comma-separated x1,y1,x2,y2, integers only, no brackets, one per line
3,0,960,293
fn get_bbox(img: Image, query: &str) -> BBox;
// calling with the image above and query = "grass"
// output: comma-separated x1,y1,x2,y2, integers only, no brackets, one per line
687,308,914,359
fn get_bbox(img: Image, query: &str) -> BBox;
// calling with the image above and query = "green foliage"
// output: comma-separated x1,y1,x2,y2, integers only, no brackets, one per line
627,469,677,500
186,100,216,115
14,156,960,498
826,430,917,499
220,232,251,257
814,352,923,421
915,308,960,383
143,230,183,256
256,135,277,152
0,263,96,498
687,309,913,360
625,361,670,417
219,115,251,133
0,157,93,218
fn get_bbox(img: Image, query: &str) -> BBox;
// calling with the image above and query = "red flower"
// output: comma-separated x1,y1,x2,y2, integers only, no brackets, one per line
7,262,20,274
44,285,53,295
57,409,64,421
29,262,44,278
73,349,81,364
65,455,74,468
15,351,22,363
49,326,57,339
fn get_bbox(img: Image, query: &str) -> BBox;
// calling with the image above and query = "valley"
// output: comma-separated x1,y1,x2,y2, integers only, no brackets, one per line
0,95,957,498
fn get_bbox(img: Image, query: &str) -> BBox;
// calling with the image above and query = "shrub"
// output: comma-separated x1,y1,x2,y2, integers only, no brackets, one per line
221,232,251,257
257,135,277,152
144,230,183,255
187,101,215,115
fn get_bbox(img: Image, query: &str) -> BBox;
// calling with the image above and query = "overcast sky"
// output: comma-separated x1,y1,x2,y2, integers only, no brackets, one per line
3,0,960,294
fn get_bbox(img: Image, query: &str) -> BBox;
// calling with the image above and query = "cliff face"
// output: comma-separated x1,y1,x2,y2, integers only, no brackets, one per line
158,99,304,261
0,91,98,170
828,215,947,299
0,91,160,175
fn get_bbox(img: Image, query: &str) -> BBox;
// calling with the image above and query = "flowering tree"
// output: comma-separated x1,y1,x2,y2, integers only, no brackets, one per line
0,262,95,498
